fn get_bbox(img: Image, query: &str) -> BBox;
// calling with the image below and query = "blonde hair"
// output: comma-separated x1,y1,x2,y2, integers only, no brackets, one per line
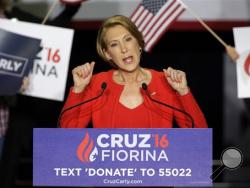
96,15,144,66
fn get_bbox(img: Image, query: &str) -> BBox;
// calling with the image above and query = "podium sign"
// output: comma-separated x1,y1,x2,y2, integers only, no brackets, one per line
33,128,212,187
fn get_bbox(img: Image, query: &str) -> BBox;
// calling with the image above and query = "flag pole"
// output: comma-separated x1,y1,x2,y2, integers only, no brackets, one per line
190,12,227,47
41,0,58,25
178,0,239,61
180,1,227,47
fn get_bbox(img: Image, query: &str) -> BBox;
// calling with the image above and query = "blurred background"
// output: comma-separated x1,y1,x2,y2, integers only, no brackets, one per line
0,0,250,187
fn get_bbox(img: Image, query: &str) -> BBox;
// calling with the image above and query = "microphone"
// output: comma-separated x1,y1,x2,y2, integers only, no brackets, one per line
57,82,107,127
141,83,194,128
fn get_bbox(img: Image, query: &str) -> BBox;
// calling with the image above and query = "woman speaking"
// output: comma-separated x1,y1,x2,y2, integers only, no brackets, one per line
60,15,208,129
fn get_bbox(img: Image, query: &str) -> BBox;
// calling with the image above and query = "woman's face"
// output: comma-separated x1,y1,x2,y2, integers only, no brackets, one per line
103,25,141,72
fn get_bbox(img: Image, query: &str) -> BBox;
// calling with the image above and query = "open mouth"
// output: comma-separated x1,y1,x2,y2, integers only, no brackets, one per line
122,56,133,64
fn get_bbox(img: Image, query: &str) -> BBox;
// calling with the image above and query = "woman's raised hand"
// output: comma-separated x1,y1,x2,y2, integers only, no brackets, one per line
72,61,95,93
163,67,189,96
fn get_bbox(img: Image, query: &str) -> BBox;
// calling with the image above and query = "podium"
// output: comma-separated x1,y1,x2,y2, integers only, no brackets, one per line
33,128,212,187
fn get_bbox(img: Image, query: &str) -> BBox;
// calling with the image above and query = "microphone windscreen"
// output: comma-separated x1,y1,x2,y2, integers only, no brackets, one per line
101,82,107,90
142,83,147,90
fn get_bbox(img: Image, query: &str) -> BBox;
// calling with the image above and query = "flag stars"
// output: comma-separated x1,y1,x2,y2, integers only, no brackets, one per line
143,0,167,15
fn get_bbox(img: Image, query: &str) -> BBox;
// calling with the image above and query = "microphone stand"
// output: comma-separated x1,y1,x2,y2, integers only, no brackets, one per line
142,83,194,128
57,82,107,127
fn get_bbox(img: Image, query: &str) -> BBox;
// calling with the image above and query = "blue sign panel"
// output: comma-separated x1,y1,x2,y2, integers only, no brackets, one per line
0,28,41,95
0,52,28,77
33,128,212,187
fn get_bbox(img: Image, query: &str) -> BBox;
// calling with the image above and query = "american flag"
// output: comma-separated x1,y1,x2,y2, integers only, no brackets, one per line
131,0,186,52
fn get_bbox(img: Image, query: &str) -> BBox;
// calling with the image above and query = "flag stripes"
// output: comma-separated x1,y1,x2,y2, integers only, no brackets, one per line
131,0,186,52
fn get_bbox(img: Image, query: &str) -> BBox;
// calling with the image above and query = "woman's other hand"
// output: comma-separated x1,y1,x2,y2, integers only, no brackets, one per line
163,67,189,96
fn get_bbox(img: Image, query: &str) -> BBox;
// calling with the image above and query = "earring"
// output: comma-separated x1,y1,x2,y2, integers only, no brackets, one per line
139,48,142,53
